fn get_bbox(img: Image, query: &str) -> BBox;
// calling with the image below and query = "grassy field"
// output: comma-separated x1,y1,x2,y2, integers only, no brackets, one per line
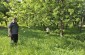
0,27,85,55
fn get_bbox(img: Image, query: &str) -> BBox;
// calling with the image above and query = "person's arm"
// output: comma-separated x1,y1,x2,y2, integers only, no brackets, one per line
8,23,12,37
8,28,12,37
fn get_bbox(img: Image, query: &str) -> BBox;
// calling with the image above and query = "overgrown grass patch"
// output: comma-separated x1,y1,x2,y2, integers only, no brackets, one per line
0,27,85,55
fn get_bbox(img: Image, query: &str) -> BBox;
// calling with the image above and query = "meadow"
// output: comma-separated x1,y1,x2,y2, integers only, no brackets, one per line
0,27,85,55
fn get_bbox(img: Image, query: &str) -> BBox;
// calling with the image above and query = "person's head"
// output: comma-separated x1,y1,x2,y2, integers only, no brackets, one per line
12,18,17,23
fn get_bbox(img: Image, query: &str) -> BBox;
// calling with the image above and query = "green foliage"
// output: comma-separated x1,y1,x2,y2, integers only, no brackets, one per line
68,9,74,15
0,0,85,36
0,0,85,54
0,2,9,25
4,0,84,28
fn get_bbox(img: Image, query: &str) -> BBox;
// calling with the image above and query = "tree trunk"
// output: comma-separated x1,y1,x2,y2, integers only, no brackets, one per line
25,21,28,26
73,21,75,27
5,20,7,26
42,24,46,31
60,19,64,37
79,17,84,32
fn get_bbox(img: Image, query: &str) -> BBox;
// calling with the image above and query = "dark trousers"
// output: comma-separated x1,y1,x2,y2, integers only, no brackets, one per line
11,34,18,43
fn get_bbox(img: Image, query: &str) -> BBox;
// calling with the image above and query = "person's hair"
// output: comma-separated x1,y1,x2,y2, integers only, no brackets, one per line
14,18,17,20
13,18,17,20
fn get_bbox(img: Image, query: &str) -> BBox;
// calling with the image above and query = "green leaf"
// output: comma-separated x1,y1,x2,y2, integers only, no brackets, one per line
68,9,74,15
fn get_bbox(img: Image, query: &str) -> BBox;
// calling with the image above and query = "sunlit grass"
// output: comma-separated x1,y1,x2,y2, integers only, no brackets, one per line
0,27,85,55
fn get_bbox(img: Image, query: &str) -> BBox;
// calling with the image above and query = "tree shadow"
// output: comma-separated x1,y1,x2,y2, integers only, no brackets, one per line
64,27,85,42
0,26,85,50
56,37,85,50
19,26,46,39
0,26,7,37
64,28,81,35
18,26,46,45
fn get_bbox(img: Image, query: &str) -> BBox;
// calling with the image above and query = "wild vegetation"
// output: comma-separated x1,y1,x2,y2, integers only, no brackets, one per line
0,0,85,55
0,27,85,55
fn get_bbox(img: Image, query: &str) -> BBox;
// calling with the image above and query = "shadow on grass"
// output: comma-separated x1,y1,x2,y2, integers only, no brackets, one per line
54,37,85,50
20,26,85,41
64,27,85,42
19,26,46,39
0,26,85,50
0,26,7,37
64,28,81,34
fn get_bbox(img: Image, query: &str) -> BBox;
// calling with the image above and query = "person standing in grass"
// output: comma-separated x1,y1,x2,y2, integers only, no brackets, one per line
8,18,19,45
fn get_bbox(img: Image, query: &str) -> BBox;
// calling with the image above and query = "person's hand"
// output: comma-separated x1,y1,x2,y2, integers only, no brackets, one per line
8,34,12,37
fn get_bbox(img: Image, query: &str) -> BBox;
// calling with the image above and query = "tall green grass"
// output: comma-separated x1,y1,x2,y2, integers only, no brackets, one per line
0,27,85,55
